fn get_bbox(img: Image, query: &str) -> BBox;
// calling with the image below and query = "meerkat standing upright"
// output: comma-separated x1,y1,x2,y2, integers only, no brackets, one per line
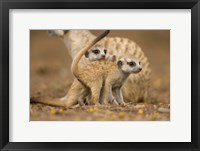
48,30,151,102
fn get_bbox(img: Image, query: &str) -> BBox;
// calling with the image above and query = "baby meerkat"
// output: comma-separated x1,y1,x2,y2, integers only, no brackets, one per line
71,30,142,105
59,43,116,106
31,42,116,107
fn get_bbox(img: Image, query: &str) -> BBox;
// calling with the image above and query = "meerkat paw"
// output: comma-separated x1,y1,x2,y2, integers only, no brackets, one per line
119,101,126,106
109,98,119,105
113,99,119,105
95,102,101,106
78,100,85,106
77,96,87,106
89,99,101,106
71,104,80,109
92,103,101,108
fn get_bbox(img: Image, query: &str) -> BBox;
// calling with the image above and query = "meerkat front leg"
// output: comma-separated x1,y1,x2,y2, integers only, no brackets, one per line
88,82,102,106
90,88,101,106
99,85,117,105
114,86,126,106
101,82,114,105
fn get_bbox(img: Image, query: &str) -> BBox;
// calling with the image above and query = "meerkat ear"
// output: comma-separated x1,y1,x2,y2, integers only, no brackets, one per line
85,51,89,58
117,60,123,68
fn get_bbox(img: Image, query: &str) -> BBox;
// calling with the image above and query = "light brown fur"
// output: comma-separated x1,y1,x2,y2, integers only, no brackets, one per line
77,60,123,105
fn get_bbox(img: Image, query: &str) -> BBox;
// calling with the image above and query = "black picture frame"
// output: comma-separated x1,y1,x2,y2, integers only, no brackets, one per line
0,0,200,151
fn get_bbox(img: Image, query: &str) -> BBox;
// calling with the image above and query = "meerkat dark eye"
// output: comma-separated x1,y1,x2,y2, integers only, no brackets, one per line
128,61,136,67
92,49,100,54
104,49,107,54
139,61,141,65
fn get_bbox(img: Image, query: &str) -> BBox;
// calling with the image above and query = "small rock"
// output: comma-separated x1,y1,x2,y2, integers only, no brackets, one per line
50,109,57,115
58,109,64,113
118,112,126,118
88,108,95,113
137,109,144,114
153,111,160,117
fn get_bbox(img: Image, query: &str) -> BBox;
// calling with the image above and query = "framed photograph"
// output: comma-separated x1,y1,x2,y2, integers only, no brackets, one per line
0,0,199,151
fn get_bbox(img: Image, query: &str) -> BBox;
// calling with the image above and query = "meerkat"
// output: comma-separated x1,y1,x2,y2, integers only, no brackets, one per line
48,30,151,102
59,43,116,106
70,30,142,105
31,42,116,107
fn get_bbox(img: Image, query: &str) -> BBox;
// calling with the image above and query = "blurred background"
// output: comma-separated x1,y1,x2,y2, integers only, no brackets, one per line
30,30,170,121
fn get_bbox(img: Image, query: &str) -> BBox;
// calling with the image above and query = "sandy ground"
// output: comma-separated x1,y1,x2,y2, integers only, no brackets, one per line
30,30,170,121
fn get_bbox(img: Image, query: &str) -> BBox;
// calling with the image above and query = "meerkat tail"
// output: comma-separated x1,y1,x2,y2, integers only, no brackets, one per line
30,96,67,107
71,30,110,79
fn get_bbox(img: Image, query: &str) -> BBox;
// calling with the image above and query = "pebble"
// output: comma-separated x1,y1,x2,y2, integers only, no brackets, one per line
137,109,144,114
50,109,57,115
118,112,126,118
89,108,95,113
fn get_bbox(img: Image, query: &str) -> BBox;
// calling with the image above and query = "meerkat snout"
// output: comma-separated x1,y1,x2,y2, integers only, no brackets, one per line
101,54,106,58
47,30,65,37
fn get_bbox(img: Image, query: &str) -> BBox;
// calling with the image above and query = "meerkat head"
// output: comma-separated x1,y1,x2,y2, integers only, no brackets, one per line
85,44,107,61
117,56,142,74
47,30,66,37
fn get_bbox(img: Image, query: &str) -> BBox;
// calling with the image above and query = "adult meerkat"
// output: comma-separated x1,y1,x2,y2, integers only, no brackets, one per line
31,43,116,107
48,30,151,102
70,30,142,105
